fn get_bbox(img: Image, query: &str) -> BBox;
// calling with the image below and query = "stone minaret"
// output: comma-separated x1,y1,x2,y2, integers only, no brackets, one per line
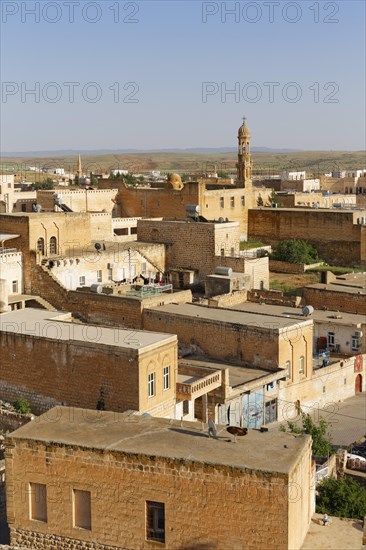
77,154,82,178
236,116,252,188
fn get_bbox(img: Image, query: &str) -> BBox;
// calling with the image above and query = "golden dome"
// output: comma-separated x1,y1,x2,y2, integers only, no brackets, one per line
168,173,184,190
238,117,251,138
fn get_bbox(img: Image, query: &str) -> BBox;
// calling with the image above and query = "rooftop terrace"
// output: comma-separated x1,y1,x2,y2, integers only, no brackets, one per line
8,407,309,475
0,308,176,352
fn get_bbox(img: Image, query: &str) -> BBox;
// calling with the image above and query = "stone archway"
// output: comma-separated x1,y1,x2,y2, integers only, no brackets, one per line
355,374,362,394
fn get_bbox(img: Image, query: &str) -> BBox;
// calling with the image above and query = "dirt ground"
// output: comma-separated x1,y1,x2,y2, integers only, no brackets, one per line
269,271,320,294
301,513,364,549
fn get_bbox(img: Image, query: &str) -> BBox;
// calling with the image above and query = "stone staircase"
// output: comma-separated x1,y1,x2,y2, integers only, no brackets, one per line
31,262,69,311
29,295,58,312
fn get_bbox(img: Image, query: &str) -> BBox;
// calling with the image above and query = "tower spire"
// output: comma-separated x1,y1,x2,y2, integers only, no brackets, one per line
77,154,82,179
236,117,252,187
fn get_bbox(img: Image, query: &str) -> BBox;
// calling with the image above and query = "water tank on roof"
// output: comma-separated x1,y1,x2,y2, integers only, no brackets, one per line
90,284,103,294
302,305,314,317
215,266,233,277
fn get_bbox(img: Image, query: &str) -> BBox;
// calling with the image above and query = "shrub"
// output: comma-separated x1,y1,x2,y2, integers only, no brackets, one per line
271,239,319,264
280,412,333,458
13,398,31,414
316,476,366,520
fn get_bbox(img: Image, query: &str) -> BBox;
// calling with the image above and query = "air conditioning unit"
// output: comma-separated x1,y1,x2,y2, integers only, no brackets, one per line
355,330,363,338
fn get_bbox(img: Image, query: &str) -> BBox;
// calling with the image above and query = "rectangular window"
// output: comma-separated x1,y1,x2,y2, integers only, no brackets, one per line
231,247,235,257
108,268,113,281
183,400,189,415
220,197,224,208
73,489,91,530
299,356,305,375
163,366,170,390
141,262,147,274
327,332,335,346
220,248,225,257
146,501,165,543
148,372,155,398
241,196,245,207
157,200,160,207
352,336,360,351
29,483,47,523
79,276,86,286
230,197,235,208
97,270,102,283
21,203,27,212
12,280,18,293
285,361,291,378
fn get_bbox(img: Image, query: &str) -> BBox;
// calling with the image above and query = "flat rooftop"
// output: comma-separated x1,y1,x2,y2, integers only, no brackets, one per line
0,308,176,352
306,283,366,295
148,303,312,332
254,207,366,214
228,302,365,327
179,356,284,389
8,407,309,475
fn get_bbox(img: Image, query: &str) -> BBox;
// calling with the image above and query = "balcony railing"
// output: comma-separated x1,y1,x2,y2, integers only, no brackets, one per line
0,248,18,255
176,371,222,401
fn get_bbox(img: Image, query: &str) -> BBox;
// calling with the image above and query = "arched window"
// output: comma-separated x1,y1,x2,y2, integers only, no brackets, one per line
298,356,305,375
49,236,57,255
37,237,45,255
285,360,291,378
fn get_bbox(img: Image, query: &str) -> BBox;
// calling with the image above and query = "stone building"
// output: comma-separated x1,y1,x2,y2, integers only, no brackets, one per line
0,175,36,214
0,238,23,302
248,208,366,266
143,303,313,377
98,119,257,239
0,212,115,294
0,308,178,418
36,188,118,215
304,272,366,315
226,301,366,357
277,191,356,209
136,218,269,289
5,407,314,549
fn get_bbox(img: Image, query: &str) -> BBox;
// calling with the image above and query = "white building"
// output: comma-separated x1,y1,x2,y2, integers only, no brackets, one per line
282,170,306,180
111,169,129,176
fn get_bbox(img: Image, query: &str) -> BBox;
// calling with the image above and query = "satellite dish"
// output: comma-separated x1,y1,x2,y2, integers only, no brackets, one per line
94,243,102,251
227,426,248,443
208,419,217,438
227,426,248,436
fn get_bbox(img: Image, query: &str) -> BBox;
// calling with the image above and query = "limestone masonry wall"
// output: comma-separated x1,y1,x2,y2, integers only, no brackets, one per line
303,287,366,315
248,209,365,266
5,439,304,549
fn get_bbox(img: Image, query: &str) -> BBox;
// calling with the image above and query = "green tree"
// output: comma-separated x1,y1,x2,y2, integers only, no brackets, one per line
271,239,319,264
90,174,98,186
31,178,54,190
316,477,366,520
217,171,229,179
280,412,333,458
256,194,264,206
267,188,282,206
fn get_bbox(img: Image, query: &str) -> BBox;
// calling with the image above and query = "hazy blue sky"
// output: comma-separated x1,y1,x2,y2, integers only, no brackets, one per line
1,0,365,151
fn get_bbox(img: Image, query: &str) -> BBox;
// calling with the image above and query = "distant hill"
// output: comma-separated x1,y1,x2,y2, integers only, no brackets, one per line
1,150,365,177
1,146,302,157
